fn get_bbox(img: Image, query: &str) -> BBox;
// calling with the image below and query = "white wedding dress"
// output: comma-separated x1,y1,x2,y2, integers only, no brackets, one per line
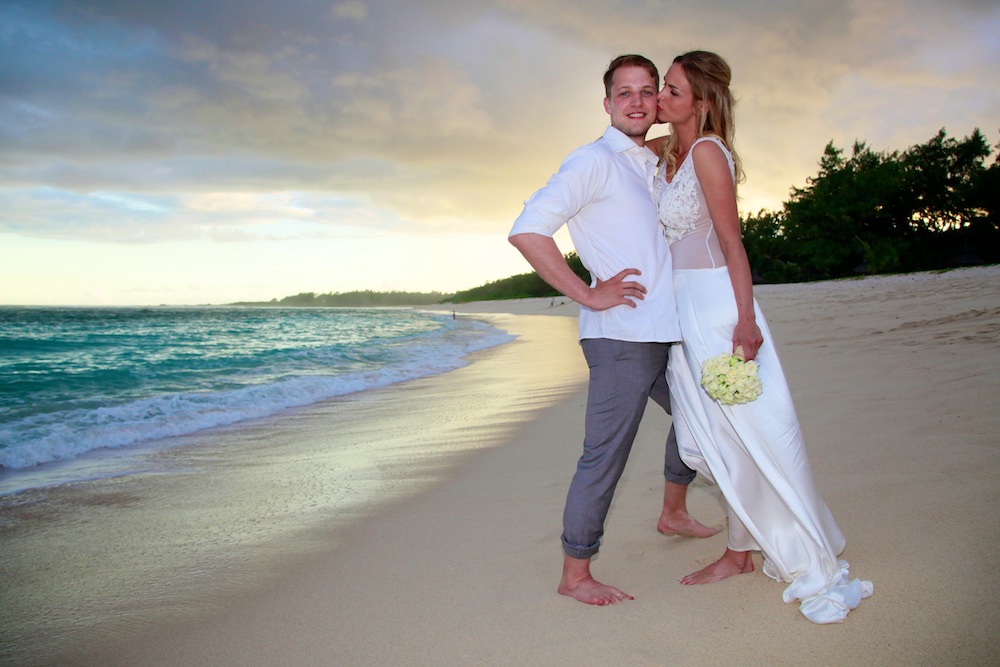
655,137,873,623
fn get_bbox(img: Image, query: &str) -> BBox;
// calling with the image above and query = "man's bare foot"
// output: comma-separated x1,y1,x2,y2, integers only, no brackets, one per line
558,576,634,606
659,481,721,538
657,511,721,538
679,548,754,585
559,555,634,606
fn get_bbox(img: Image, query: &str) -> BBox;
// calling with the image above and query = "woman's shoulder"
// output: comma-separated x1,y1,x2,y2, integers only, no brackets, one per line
692,135,730,157
691,136,735,177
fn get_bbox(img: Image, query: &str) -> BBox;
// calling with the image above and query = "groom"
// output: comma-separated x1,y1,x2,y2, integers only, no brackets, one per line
508,54,716,606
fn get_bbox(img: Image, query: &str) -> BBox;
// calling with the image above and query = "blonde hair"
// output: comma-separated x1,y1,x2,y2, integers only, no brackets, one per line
661,51,744,185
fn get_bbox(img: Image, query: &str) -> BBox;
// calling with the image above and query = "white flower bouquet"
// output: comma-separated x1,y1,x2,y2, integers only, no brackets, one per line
700,348,763,405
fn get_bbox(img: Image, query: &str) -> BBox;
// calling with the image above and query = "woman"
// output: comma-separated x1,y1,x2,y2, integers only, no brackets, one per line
648,51,872,623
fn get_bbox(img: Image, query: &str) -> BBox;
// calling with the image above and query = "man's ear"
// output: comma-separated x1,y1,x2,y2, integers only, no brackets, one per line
603,97,612,115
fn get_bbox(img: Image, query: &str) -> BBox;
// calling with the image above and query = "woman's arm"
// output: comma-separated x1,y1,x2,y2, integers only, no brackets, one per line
691,141,764,360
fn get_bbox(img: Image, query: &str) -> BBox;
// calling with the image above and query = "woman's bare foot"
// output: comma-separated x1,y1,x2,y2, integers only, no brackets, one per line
679,548,754,585
559,555,634,606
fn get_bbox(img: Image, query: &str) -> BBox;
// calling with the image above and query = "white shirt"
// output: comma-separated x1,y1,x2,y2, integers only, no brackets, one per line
509,126,681,343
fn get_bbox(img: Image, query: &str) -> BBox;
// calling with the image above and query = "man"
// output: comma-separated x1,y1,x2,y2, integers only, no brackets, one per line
508,54,716,606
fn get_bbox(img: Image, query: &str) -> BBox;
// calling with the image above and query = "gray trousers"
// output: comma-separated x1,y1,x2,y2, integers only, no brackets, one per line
561,338,696,560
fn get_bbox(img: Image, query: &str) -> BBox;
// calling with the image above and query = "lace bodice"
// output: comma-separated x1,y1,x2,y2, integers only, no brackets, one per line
652,136,735,270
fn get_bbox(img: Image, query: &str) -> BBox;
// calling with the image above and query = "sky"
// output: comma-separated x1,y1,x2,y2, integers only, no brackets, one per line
1,0,998,306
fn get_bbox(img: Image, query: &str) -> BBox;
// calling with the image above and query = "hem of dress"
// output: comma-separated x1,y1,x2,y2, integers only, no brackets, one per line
777,559,874,624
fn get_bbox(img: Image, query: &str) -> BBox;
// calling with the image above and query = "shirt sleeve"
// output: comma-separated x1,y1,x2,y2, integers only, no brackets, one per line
508,144,607,238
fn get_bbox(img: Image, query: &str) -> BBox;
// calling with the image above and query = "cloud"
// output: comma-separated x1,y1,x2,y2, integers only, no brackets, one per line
2,0,998,247
329,1,368,21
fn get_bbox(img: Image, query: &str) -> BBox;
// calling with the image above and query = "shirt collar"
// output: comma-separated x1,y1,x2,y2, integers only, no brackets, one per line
603,125,657,163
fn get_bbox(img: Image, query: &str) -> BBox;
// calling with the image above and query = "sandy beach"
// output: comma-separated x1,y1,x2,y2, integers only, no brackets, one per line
3,266,999,666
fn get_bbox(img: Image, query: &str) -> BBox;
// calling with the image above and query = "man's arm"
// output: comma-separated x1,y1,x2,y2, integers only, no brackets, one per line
508,233,645,311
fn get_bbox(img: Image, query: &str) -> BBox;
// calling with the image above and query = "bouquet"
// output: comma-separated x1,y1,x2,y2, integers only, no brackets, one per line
700,347,763,405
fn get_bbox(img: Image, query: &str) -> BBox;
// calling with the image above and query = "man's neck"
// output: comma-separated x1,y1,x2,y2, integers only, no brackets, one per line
610,124,648,148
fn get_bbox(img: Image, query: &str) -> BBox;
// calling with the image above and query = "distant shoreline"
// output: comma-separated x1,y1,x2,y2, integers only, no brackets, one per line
3,264,995,309
231,263,1000,309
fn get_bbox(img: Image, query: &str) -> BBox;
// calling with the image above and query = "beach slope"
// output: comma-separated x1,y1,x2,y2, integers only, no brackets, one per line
63,267,1000,665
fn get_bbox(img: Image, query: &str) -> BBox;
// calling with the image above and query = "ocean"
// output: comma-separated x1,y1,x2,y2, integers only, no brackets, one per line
0,305,513,492
2,304,583,664
0,304,586,664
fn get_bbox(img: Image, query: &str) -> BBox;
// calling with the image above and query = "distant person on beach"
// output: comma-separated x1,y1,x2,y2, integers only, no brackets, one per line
647,50,872,622
508,54,717,607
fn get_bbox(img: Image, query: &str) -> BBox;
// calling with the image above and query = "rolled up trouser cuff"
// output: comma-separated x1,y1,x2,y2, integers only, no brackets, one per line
664,421,696,484
561,534,600,560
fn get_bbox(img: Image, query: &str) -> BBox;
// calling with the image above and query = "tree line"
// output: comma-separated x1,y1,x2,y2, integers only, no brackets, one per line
447,253,590,303
241,128,997,307
232,290,450,307
450,127,998,303
742,128,998,283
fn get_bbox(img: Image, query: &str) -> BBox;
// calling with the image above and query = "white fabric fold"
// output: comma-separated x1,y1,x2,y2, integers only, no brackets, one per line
668,267,873,623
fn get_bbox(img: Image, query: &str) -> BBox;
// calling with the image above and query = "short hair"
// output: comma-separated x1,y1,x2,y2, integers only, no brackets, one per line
603,54,658,98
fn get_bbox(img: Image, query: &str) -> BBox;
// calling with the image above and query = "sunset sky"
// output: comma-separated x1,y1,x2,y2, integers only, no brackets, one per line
2,0,998,305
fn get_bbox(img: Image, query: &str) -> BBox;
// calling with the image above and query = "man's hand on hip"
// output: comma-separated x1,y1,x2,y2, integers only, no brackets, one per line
587,268,646,310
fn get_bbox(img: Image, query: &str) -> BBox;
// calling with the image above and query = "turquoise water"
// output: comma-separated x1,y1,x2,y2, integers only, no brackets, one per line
0,305,530,664
0,306,512,479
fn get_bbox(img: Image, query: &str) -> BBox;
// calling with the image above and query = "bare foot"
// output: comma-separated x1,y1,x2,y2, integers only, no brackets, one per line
659,481,721,538
558,576,634,606
657,511,721,538
679,548,754,585
559,555,634,606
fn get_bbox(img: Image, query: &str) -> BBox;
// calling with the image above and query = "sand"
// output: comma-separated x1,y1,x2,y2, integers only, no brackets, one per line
7,266,1000,665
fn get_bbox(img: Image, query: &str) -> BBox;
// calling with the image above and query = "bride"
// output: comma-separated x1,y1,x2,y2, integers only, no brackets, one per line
648,51,872,623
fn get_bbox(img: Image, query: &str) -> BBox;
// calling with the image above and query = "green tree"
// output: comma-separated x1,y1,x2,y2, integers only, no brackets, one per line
902,129,991,233
740,209,796,283
776,129,998,279
781,141,908,278
899,129,995,267
447,252,591,303
967,137,1000,263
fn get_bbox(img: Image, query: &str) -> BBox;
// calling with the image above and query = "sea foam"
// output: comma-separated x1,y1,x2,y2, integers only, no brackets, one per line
0,307,514,471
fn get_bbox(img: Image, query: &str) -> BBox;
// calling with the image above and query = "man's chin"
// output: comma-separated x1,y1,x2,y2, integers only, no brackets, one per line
625,125,655,138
